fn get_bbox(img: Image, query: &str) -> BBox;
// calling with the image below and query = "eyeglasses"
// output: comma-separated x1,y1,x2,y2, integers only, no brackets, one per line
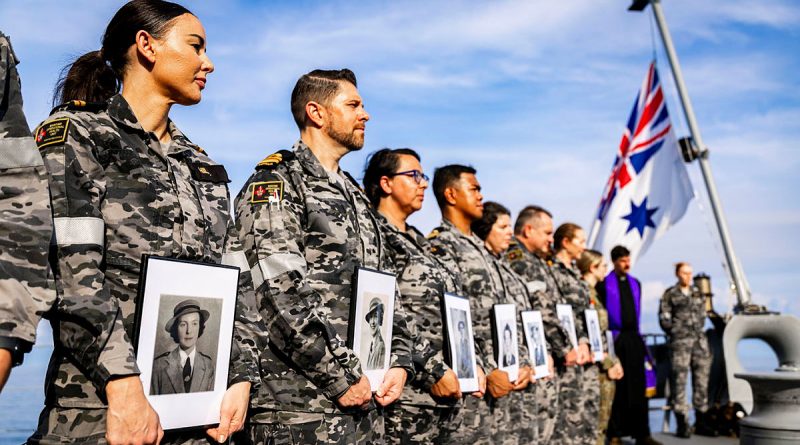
389,169,429,184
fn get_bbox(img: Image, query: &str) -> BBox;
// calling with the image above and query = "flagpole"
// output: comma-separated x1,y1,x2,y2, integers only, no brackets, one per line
629,0,751,308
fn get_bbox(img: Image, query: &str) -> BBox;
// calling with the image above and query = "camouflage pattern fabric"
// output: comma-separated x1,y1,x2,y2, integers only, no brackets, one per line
505,239,571,443
550,258,592,445
427,219,515,444
597,372,616,445
30,94,263,441
376,213,460,442
382,403,461,445
0,31,54,365
581,363,601,444
240,410,383,445
659,284,711,416
234,141,415,441
495,256,536,444
591,286,619,445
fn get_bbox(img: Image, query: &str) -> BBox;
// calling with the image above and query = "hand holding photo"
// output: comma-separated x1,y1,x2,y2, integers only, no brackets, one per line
133,256,240,431
349,268,397,391
441,293,479,393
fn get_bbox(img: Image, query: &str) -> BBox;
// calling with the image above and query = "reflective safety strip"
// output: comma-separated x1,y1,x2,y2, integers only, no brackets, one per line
53,217,104,247
254,253,306,285
0,138,42,169
221,251,250,272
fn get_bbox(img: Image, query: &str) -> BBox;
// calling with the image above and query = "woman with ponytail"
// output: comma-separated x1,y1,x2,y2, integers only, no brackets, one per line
30,1,263,444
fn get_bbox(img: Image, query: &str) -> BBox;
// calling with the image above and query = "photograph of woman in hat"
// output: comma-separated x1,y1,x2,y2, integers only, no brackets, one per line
363,295,387,370
151,298,216,395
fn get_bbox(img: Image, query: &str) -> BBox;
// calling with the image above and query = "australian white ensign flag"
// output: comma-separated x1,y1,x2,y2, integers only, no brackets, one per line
588,61,694,264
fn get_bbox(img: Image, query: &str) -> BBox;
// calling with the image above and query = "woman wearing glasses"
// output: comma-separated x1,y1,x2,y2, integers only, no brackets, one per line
363,148,468,444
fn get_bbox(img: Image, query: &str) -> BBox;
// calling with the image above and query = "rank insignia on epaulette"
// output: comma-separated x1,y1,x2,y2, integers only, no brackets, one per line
427,229,440,240
35,118,70,149
251,180,283,204
257,152,283,168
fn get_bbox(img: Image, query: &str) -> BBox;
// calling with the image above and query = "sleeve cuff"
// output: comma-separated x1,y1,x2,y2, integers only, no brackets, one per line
322,375,355,400
0,336,33,367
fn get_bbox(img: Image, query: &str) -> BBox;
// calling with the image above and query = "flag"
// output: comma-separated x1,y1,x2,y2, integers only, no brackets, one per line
588,61,694,264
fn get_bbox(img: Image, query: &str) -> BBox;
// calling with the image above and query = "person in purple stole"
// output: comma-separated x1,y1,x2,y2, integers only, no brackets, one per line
598,246,662,445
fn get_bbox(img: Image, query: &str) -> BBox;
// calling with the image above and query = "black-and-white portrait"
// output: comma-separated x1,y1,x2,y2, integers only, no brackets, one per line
521,310,550,379
529,322,546,367
450,308,474,378
361,293,388,370
557,304,578,348
589,319,601,352
150,295,221,396
500,321,517,367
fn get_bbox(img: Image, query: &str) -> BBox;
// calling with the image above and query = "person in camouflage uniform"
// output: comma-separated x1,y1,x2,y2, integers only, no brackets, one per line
0,30,54,391
234,69,415,445
659,262,713,438
362,148,463,444
29,2,264,444
472,201,537,444
550,222,595,445
506,205,575,444
577,249,625,445
426,165,518,445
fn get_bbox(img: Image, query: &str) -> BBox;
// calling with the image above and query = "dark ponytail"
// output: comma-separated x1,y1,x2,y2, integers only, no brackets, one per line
53,0,192,105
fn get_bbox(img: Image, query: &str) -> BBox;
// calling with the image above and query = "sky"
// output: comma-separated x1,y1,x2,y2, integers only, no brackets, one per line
2,0,799,339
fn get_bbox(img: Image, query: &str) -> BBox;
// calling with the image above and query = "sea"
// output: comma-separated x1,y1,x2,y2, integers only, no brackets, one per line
0,334,781,443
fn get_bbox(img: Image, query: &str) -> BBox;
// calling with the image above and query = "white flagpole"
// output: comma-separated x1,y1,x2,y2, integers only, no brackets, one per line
629,0,751,308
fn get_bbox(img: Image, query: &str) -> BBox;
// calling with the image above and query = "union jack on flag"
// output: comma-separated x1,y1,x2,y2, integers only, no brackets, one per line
588,61,694,264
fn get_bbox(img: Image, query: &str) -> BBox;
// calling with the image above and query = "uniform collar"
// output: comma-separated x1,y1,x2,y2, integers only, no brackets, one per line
293,139,333,179
107,94,198,158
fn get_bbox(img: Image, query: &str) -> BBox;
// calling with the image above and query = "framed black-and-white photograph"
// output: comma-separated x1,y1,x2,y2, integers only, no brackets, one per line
133,256,240,430
492,303,519,382
556,304,578,349
585,309,604,362
520,310,549,379
441,292,479,393
348,267,397,392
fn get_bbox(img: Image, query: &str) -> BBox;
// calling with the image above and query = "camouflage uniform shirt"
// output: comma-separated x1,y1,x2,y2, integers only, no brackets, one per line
377,212,457,407
36,94,262,410
0,31,54,365
234,141,415,422
550,257,590,346
506,240,571,360
658,284,706,339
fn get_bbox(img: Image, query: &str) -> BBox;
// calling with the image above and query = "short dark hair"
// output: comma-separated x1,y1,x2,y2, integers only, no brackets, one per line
471,201,510,241
610,245,631,261
553,222,582,252
290,69,357,130
432,164,476,209
514,205,552,235
169,312,206,343
675,261,690,275
362,148,421,207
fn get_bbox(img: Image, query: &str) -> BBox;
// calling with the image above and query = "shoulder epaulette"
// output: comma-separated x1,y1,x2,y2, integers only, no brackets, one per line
427,227,443,240
50,100,107,115
256,149,294,169
155,351,169,359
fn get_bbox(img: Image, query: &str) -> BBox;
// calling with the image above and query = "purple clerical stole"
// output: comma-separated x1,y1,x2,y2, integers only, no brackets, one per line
603,272,641,339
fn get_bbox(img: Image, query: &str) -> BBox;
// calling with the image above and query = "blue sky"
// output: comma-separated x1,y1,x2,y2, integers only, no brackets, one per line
3,0,799,335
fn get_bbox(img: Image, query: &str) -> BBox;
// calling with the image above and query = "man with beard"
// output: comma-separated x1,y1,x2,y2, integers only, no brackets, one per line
235,69,415,444
505,205,575,444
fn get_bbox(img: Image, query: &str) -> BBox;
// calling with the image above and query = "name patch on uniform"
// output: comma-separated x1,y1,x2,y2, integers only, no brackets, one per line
251,181,283,204
35,118,70,149
506,248,523,262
